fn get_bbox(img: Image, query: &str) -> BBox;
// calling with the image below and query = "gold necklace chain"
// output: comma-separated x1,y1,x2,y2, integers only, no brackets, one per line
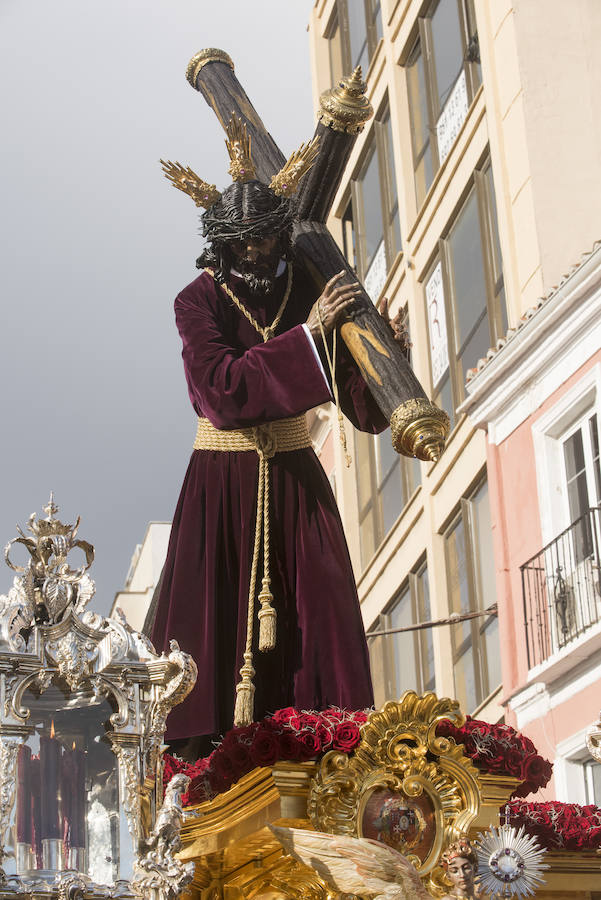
206,264,293,342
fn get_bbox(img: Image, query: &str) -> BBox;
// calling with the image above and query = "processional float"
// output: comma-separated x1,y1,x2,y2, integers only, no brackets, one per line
153,48,599,900
165,47,450,463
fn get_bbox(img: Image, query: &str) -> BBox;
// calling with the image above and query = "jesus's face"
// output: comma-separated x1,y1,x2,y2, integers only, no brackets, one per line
230,235,282,295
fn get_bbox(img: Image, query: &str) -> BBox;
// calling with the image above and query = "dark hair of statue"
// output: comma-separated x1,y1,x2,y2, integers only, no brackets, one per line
196,180,297,283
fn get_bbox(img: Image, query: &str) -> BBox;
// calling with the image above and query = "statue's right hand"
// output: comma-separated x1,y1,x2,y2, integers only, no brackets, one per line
306,271,363,341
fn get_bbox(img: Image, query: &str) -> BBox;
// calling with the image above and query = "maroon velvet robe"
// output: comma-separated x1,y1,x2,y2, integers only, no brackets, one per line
152,263,388,740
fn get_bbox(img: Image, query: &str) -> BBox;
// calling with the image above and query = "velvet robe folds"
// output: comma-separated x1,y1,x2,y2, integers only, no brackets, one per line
152,263,388,741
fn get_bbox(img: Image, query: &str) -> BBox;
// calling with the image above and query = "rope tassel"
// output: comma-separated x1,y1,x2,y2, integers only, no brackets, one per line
258,577,276,651
234,652,256,727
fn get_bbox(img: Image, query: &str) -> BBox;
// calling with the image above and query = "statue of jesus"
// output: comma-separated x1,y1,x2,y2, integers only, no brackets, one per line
151,125,406,759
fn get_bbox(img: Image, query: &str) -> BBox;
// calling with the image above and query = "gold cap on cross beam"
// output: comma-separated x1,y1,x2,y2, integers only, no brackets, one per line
318,67,374,134
186,48,235,88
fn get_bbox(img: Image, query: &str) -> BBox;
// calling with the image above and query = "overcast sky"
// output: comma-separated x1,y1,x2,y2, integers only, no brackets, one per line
0,1,315,612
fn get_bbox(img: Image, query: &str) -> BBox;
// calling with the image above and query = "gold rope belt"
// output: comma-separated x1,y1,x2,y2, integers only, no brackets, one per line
193,414,312,726
193,415,312,454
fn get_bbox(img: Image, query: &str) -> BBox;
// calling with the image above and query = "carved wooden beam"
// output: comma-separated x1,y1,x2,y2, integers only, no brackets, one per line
185,49,449,461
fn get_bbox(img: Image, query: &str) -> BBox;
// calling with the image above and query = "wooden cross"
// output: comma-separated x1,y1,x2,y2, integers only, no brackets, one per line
183,49,449,462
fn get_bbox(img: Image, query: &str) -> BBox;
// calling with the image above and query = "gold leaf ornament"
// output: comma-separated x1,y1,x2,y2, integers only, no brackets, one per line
270,136,321,197
160,159,222,209
225,115,257,183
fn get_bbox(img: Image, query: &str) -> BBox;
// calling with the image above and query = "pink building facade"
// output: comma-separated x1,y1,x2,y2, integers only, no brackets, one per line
463,243,601,803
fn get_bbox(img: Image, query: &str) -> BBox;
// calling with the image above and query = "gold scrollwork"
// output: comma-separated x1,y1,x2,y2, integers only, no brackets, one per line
308,692,482,898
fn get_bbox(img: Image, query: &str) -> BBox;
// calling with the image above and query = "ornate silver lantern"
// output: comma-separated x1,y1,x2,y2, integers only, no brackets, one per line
0,497,197,898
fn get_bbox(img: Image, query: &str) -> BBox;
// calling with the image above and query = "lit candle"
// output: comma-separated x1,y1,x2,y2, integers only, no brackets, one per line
16,745,32,872
72,744,86,850
40,721,61,868
30,757,42,869
62,741,86,858
16,744,32,842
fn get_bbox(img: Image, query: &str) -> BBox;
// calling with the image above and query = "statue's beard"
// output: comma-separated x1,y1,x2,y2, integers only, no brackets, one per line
234,250,281,296
240,271,277,296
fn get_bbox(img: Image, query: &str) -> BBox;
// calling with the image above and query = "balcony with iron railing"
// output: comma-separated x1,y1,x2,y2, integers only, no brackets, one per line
521,507,601,670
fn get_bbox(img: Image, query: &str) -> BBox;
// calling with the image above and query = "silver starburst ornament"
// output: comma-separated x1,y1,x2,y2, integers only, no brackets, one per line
476,824,548,898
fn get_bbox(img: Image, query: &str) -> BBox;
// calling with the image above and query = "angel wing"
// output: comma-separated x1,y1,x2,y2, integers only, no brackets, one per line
270,826,432,900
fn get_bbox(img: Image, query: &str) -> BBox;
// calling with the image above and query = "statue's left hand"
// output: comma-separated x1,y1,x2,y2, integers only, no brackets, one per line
377,297,412,360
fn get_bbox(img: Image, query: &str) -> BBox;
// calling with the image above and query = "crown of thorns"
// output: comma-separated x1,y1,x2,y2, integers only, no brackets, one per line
160,115,319,212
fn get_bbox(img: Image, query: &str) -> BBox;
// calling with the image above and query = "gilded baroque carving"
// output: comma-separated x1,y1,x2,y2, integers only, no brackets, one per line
308,692,481,898
225,855,336,900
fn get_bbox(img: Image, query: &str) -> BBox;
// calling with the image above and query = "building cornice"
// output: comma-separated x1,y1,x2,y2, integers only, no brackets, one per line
459,242,601,444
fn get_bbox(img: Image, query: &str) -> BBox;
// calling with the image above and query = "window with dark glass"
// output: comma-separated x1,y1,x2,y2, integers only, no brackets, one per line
368,561,434,705
355,370,421,567
345,102,402,300
562,413,601,561
341,200,356,272
327,10,344,86
405,0,481,207
444,478,501,713
425,160,506,426
327,0,383,81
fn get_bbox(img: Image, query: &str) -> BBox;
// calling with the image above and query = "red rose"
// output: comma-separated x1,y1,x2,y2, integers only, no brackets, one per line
250,728,281,767
587,825,601,846
506,749,526,776
271,707,297,725
484,754,507,774
163,753,188,786
522,754,553,789
227,740,253,776
213,750,236,782
298,713,320,730
332,722,361,753
187,774,214,804
519,734,536,754
227,723,260,746
466,719,488,733
511,780,532,798
296,730,322,757
207,767,230,794
316,723,334,750
278,731,305,761
187,756,210,779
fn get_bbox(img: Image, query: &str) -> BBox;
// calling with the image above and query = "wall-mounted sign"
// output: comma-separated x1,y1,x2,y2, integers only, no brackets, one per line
426,262,449,387
436,70,469,165
364,240,387,303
